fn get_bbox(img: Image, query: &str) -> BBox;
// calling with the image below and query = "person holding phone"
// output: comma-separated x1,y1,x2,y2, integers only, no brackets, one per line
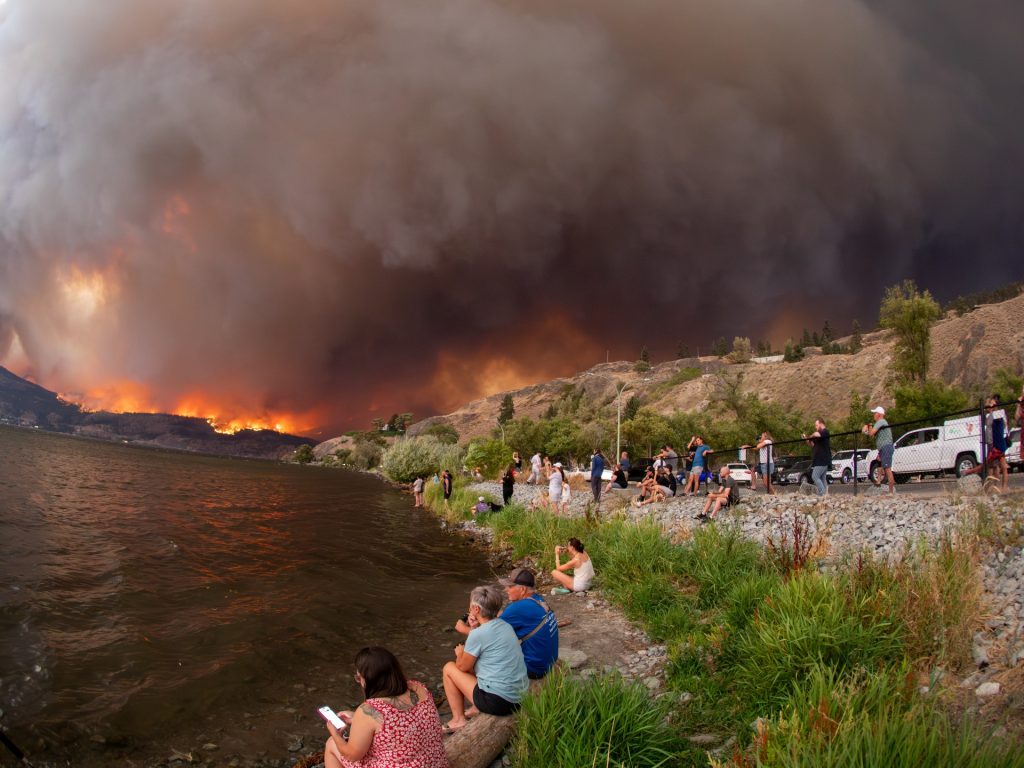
322,646,449,768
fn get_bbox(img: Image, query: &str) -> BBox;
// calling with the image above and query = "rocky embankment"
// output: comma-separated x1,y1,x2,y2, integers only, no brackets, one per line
468,478,1024,715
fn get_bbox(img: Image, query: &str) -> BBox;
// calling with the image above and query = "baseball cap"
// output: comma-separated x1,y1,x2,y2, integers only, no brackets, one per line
499,567,536,588
871,406,886,415
478,496,485,501
553,462,562,467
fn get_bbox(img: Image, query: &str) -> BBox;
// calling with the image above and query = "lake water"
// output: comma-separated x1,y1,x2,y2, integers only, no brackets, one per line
0,426,489,766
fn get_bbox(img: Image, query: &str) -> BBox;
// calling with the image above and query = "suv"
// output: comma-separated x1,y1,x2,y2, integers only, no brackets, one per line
828,449,872,484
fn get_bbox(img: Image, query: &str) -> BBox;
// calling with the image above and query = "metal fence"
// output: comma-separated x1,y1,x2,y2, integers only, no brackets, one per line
687,401,1019,494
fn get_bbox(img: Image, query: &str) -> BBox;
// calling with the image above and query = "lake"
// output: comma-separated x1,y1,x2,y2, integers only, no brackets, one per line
0,426,489,766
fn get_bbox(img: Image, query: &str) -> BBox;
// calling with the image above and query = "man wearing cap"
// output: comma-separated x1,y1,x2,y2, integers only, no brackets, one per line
863,407,894,494
472,496,489,516
496,568,559,679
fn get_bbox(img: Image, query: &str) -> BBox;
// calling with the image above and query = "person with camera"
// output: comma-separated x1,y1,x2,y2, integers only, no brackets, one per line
550,538,595,593
441,586,529,734
322,646,449,768
682,436,713,496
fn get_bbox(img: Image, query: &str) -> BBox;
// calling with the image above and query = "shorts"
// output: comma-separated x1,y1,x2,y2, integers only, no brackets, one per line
758,463,774,478
443,488,452,500
473,685,519,716
878,443,894,469
549,489,562,504
986,447,1005,465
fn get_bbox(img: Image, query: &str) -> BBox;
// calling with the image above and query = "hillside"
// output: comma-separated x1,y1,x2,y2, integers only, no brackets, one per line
0,366,313,459
403,292,1024,443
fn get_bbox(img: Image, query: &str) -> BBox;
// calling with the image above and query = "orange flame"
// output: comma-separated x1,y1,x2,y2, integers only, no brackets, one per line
62,381,317,435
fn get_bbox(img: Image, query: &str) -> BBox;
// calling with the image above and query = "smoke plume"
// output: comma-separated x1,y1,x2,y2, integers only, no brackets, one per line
0,0,1020,433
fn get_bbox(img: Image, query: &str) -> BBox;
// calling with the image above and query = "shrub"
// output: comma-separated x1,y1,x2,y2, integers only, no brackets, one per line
351,437,383,470
292,444,315,464
464,438,511,478
681,525,765,609
421,422,459,444
380,436,449,483
511,670,683,768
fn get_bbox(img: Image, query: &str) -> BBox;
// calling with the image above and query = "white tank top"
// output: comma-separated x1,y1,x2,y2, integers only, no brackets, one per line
573,557,595,591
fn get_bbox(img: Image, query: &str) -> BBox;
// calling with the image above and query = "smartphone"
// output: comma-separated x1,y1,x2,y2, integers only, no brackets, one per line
318,706,348,731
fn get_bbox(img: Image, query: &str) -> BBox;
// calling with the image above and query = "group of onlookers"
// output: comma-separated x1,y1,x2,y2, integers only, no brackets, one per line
321,547,595,768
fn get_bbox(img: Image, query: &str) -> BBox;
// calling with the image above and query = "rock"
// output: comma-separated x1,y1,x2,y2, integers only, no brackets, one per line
286,737,304,752
687,733,721,745
202,743,219,752
644,676,661,690
559,648,588,669
975,682,1001,697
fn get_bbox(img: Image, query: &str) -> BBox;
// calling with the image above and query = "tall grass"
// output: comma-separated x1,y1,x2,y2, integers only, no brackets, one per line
748,665,1024,768
511,669,684,768
728,571,903,718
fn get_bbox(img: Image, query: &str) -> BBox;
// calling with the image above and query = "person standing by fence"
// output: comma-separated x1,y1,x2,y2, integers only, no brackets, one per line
589,448,605,504
863,406,895,494
752,431,776,494
803,419,831,497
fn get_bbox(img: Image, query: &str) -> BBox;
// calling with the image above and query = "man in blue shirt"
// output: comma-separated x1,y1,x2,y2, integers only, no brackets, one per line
589,448,605,504
683,436,713,496
498,568,559,679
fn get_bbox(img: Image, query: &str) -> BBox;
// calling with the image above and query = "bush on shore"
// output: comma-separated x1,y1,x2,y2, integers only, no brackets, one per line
380,436,464,483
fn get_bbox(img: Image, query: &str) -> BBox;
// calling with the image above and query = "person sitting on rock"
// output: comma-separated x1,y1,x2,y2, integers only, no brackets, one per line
441,586,529,734
632,468,657,506
695,466,736,522
471,496,489,517
551,538,595,593
603,463,628,493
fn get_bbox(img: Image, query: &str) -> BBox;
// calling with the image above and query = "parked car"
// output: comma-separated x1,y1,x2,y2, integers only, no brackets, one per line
828,449,872,484
1006,427,1021,471
723,462,752,486
771,454,802,484
625,457,656,482
779,459,813,486
863,416,983,484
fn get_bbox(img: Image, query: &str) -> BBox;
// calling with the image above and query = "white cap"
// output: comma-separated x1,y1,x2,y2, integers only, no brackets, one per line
554,462,563,467
478,496,485,501
871,406,886,415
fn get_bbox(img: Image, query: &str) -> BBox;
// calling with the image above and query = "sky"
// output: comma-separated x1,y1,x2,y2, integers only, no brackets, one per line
0,0,1021,437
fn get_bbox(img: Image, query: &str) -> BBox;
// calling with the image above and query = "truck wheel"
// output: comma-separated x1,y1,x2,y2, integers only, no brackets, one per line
842,469,852,484
869,462,883,485
955,454,976,478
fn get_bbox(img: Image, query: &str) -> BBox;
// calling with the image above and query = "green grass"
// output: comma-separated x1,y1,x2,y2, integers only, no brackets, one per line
758,665,1024,768
510,669,684,768
423,480,1012,765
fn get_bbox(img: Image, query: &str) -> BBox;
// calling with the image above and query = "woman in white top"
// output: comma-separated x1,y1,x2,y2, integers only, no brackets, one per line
753,431,776,495
546,463,564,510
551,538,595,592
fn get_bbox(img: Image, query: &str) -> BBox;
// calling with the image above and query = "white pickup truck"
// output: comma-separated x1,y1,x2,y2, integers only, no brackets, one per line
864,416,986,484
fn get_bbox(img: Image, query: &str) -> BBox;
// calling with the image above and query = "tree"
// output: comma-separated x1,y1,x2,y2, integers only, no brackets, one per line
892,380,969,428
622,395,642,422
464,438,512,478
849,319,863,354
622,408,673,458
711,337,728,357
293,444,315,464
821,320,834,344
879,280,941,383
640,345,650,363
728,337,752,363
497,393,515,425
676,341,690,359
783,341,804,363
422,422,460,445
635,346,652,373
801,328,812,348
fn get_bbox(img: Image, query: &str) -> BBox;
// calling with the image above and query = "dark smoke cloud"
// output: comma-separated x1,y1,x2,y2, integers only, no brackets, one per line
0,0,1020,434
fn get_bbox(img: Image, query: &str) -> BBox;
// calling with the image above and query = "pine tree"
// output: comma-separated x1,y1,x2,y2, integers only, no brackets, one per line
640,345,651,363
849,319,863,353
676,341,690,359
801,328,812,347
497,393,515,425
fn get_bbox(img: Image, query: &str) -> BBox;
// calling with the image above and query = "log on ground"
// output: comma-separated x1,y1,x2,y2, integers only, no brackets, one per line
445,713,517,768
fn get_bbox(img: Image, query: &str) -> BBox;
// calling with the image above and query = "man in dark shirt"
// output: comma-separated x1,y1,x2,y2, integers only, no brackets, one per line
589,448,605,503
695,466,737,521
804,418,831,497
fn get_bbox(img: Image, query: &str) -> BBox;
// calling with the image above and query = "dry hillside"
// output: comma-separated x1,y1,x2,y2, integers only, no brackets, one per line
386,293,1024,445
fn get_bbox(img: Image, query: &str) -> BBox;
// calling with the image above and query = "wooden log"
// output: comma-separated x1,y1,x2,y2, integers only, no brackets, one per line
444,712,517,768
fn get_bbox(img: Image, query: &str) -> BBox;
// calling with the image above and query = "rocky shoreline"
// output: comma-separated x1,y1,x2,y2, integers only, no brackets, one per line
467,477,1024,730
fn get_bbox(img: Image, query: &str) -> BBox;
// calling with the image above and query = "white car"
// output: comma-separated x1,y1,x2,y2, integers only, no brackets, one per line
828,449,871,484
1008,427,1021,470
724,462,752,486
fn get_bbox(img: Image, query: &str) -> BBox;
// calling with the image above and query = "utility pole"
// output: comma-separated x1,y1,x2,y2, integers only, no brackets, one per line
616,382,630,460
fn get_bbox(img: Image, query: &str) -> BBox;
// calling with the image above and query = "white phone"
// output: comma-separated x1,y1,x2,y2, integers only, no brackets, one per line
318,706,348,731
